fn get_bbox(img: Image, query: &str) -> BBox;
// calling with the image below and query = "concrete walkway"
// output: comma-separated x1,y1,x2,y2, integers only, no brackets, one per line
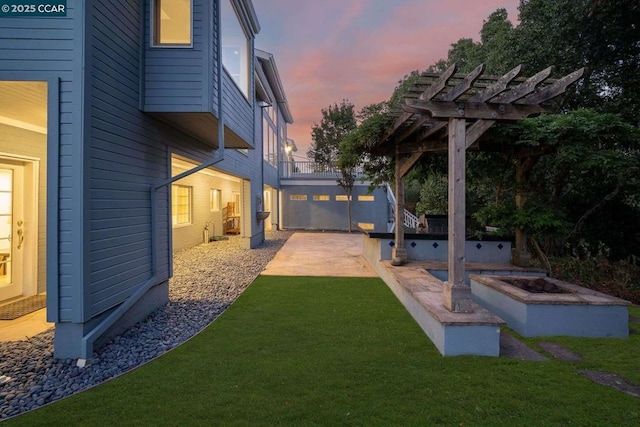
261,232,378,277
0,308,51,341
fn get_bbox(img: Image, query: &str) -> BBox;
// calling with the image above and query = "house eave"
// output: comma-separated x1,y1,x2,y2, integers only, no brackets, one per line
256,49,293,124
148,112,251,149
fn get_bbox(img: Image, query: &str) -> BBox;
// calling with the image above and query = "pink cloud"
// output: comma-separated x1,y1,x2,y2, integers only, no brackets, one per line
256,0,521,156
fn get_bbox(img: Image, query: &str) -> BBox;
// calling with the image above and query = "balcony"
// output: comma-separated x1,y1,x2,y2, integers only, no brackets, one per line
280,161,364,179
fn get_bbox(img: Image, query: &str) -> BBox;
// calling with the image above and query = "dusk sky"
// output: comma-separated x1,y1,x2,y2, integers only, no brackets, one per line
253,0,521,159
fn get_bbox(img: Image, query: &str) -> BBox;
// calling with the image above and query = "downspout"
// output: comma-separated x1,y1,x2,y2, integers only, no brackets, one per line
77,1,226,364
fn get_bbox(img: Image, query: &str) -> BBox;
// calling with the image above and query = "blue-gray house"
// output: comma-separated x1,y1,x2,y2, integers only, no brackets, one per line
0,0,294,360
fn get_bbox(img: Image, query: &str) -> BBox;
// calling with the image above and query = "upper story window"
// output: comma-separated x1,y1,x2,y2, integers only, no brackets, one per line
222,0,249,98
263,109,277,167
153,0,192,47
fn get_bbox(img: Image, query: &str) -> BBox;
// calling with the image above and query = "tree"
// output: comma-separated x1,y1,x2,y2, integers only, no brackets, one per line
307,100,357,166
472,110,640,259
513,0,640,120
330,1,640,261
431,1,640,121
429,38,482,73
414,0,640,261
337,102,392,190
330,102,392,231
309,100,359,230
336,136,358,232
415,172,448,215
478,8,517,74
429,9,515,74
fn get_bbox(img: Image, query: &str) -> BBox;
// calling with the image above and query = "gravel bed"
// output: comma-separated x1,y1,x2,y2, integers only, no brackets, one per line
0,230,292,420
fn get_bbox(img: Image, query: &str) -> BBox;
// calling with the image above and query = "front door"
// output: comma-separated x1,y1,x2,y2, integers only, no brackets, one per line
0,161,25,301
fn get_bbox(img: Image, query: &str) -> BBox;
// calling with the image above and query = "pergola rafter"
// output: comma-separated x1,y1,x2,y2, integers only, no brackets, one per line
378,63,584,313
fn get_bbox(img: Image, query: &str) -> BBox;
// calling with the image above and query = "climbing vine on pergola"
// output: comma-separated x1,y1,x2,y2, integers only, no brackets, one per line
373,63,584,313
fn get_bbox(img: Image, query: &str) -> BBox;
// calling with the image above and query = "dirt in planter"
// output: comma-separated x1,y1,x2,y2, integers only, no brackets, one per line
503,277,569,294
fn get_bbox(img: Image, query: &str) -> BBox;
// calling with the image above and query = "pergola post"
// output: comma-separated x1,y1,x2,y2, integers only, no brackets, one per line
391,146,407,266
513,159,532,266
443,118,472,312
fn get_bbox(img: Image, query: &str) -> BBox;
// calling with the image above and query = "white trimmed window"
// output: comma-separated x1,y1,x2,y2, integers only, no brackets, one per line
290,195,307,201
336,195,352,201
210,189,221,211
358,195,375,201
263,190,272,211
153,0,192,46
172,185,192,225
222,0,249,97
313,195,330,201
263,112,277,166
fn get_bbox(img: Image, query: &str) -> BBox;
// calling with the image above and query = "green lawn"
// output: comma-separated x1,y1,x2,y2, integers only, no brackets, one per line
7,276,639,426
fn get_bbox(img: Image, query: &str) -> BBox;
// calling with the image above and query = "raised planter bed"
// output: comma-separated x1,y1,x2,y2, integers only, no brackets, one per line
364,232,512,264
470,275,630,338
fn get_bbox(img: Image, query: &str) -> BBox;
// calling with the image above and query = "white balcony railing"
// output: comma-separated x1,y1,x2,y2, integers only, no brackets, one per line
280,161,363,178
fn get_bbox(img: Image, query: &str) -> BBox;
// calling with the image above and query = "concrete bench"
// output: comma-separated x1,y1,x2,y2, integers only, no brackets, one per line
373,260,505,357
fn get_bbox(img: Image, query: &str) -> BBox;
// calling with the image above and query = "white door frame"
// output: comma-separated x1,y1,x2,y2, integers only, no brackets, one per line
0,154,39,301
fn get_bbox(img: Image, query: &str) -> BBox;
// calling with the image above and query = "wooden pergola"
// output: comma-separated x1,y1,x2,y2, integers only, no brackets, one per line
374,63,584,313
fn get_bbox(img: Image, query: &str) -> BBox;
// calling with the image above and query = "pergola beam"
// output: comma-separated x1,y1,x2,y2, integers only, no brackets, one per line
394,115,434,144
383,111,414,141
396,120,495,175
443,63,485,101
396,140,448,156
469,64,522,102
490,66,553,104
516,68,585,105
398,151,424,178
419,63,457,101
405,100,546,121
466,119,496,149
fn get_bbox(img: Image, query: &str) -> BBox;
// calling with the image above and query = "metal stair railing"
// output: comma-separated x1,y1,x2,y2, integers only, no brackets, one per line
404,209,420,229
385,182,420,232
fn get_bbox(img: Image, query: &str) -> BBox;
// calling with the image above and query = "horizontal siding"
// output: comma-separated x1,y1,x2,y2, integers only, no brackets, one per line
0,13,74,73
90,268,151,314
146,80,203,90
222,72,253,146
143,0,207,111
263,162,279,187
89,0,161,317
89,0,248,318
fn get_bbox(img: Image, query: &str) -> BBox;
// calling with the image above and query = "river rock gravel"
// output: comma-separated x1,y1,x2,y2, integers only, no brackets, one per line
0,230,292,420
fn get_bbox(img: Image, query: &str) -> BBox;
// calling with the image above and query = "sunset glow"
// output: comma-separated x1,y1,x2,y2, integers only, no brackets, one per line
254,0,520,157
